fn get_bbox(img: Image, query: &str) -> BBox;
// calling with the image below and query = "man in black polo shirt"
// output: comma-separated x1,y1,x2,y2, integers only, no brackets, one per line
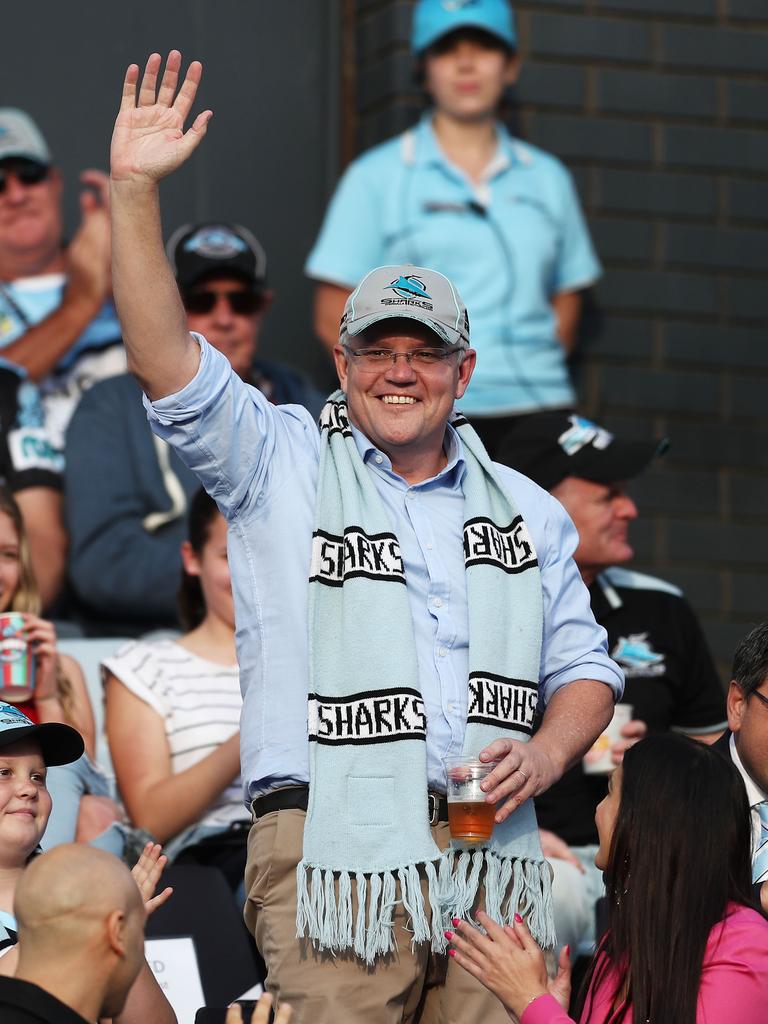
0,845,147,1024
498,413,727,950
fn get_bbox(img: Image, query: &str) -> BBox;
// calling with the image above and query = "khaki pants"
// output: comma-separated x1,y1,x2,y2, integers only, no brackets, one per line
244,808,517,1024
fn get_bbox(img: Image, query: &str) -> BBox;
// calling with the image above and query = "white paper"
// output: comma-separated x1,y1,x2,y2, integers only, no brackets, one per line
146,936,206,1024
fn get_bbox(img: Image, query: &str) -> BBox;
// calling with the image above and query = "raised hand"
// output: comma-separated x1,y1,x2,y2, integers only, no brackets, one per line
110,50,212,186
131,840,173,915
448,910,570,1019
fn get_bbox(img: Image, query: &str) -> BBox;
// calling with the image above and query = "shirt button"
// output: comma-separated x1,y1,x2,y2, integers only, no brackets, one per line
426,543,433,550
406,492,415,500
447,702,455,713
374,454,383,464
438,647,448,658
432,597,443,608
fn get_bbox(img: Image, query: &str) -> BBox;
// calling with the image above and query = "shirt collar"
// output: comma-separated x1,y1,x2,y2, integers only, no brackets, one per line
730,734,767,807
594,572,624,613
351,420,466,488
413,113,515,179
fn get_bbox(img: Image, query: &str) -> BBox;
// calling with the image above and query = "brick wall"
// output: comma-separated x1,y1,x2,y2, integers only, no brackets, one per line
351,0,768,670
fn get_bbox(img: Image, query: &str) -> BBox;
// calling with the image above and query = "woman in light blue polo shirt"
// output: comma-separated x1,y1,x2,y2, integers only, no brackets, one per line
306,0,601,454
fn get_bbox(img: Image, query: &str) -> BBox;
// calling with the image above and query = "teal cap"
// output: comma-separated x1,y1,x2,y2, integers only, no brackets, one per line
411,0,517,55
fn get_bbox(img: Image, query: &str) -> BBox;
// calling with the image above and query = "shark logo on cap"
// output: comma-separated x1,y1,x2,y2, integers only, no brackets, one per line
183,226,248,260
386,275,432,302
0,702,31,724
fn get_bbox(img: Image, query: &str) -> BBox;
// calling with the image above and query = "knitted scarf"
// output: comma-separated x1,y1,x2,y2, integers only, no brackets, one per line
296,392,554,963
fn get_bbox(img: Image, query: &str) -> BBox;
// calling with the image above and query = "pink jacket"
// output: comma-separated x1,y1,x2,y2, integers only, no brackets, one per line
523,904,768,1024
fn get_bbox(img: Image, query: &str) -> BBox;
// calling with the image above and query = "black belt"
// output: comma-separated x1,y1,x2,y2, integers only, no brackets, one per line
251,785,448,826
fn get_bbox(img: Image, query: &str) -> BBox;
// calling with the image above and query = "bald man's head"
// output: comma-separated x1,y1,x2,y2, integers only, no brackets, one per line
15,845,146,1017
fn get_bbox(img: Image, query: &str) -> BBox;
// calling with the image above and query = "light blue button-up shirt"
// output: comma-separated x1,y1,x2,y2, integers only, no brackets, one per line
146,337,623,803
306,115,601,416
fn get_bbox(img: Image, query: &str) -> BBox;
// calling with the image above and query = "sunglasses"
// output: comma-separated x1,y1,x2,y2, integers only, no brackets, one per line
0,160,50,195
182,290,264,316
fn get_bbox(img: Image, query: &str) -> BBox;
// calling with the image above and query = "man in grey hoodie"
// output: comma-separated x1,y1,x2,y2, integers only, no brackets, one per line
64,223,322,635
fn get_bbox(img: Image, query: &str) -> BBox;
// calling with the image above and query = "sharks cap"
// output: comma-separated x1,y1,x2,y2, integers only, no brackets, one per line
341,265,470,349
0,109,51,166
496,412,668,491
167,223,268,292
411,0,517,55
0,701,84,766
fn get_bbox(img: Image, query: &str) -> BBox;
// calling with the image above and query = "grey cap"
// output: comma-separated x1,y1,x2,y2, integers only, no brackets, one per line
0,109,51,165
0,701,83,767
341,265,470,348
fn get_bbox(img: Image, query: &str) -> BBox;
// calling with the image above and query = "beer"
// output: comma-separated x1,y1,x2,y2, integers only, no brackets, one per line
447,799,496,843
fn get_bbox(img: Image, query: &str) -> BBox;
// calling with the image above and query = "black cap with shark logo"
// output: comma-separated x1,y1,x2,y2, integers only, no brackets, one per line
341,264,470,349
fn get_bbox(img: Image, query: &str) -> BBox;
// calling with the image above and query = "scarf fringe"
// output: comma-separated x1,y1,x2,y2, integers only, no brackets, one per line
442,847,556,950
296,851,554,962
296,858,437,965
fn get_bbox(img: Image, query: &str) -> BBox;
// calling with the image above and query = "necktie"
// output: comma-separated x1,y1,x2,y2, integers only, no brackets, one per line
752,802,768,884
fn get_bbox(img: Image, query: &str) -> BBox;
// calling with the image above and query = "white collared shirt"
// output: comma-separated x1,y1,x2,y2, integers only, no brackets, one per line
730,734,767,857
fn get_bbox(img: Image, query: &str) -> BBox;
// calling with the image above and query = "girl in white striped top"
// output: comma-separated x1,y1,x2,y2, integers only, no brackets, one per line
104,489,248,890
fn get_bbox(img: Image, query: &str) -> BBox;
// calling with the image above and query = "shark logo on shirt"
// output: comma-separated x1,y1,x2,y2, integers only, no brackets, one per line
611,633,666,678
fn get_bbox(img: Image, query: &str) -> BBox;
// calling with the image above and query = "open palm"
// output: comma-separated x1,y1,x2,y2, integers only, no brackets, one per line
111,50,212,184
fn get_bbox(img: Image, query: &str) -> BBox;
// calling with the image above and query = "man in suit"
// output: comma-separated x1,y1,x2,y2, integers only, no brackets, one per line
715,621,768,914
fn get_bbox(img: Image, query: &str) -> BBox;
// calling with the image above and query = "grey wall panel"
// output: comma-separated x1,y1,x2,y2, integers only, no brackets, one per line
0,0,341,388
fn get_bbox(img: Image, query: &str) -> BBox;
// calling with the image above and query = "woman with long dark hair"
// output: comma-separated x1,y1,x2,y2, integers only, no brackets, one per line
104,488,247,892
447,734,768,1023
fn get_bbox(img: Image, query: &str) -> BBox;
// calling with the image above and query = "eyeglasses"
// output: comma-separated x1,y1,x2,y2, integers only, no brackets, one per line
342,344,462,372
750,688,768,710
182,290,263,316
0,160,50,195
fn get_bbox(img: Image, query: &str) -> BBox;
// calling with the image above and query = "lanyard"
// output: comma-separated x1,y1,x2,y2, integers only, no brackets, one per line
0,282,31,330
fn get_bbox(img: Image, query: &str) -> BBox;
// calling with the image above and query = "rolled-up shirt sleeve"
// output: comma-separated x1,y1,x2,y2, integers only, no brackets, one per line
537,491,624,706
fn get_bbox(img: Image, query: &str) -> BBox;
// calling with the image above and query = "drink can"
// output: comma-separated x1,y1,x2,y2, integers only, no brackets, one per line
582,703,634,775
0,613,35,703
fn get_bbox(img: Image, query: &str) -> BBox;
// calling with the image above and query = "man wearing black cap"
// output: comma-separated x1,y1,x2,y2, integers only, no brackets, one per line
64,222,322,635
498,412,727,951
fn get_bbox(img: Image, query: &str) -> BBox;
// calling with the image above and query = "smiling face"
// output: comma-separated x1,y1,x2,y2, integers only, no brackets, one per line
0,160,63,277
550,477,638,584
333,319,476,482
594,764,622,872
0,738,52,865
423,29,520,123
0,511,21,614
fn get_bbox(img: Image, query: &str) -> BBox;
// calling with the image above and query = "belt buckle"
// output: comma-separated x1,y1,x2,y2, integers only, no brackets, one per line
428,792,439,826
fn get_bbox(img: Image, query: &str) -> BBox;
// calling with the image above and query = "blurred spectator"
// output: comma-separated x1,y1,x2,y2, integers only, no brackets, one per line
103,489,247,893
0,489,124,854
0,845,148,1024
0,363,65,608
0,108,123,450
306,0,600,454
716,622,768,917
498,412,727,950
65,222,323,635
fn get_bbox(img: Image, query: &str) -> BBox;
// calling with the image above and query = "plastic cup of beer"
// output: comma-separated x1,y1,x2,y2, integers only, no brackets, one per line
582,703,634,775
0,613,35,703
443,756,497,844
